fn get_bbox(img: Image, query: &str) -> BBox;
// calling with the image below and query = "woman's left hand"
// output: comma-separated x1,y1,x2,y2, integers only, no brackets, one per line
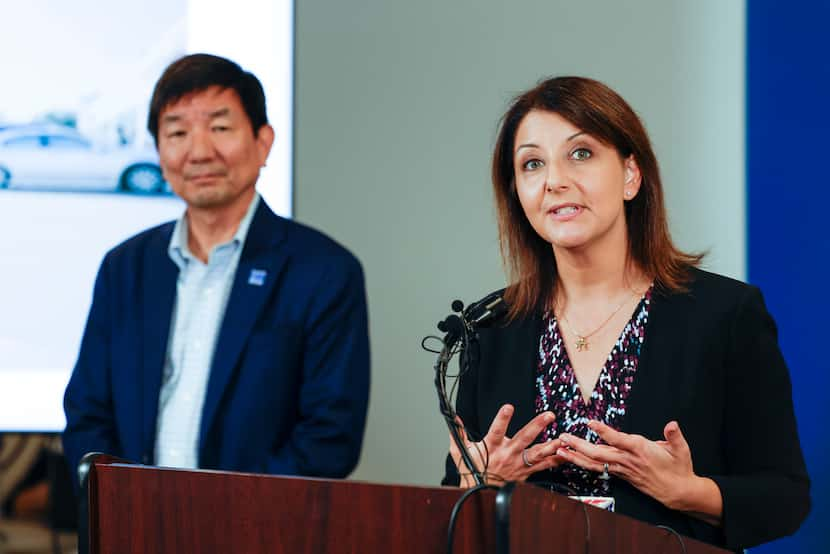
555,420,703,511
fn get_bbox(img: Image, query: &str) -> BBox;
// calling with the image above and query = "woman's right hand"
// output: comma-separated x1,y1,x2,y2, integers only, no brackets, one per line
449,404,564,487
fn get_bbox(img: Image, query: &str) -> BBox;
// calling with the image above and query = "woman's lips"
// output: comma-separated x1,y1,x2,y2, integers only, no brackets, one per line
549,204,583,221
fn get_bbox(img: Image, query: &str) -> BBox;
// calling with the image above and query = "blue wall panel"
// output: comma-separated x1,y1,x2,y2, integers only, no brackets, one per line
748,1,829,551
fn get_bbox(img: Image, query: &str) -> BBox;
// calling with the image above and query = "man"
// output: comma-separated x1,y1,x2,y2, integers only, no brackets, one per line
62,54,370,482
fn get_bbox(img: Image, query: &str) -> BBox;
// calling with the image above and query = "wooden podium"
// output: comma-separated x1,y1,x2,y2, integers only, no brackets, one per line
81,455,729,553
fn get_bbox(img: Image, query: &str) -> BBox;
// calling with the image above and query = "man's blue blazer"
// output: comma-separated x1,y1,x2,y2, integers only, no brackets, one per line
62,201,370,480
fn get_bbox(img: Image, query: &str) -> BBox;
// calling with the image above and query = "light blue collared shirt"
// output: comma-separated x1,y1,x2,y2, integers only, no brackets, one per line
154,193,260,468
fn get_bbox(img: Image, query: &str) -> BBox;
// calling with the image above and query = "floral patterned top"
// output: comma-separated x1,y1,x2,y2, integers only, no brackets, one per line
535,288,652,496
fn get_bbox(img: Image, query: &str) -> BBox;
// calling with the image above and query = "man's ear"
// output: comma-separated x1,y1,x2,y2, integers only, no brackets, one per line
256,124,275,165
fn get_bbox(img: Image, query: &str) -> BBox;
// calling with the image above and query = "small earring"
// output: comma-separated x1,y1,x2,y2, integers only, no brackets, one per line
625,190,632,197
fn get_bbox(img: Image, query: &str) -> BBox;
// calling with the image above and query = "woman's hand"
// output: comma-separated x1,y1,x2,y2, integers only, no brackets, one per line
555,420,722,523
449,404,565,487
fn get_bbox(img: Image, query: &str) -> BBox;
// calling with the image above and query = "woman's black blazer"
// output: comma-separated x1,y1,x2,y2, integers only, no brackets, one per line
442,268,810,551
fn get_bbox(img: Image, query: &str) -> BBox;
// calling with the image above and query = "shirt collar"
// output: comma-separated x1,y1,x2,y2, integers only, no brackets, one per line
168,192,261,270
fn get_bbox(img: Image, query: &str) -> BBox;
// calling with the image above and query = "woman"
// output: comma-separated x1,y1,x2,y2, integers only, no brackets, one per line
442,77,810,551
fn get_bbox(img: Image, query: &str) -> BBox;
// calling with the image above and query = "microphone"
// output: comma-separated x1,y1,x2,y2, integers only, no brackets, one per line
437,300,465,336
436,291,507,335
462,290,507,329
430,292,506,488
436,313,464,337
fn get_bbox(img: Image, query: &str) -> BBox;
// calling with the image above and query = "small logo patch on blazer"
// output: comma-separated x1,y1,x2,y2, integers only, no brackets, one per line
248,269,267,286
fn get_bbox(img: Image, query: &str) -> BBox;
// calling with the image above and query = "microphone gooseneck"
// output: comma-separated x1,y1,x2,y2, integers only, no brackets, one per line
430,291,507,486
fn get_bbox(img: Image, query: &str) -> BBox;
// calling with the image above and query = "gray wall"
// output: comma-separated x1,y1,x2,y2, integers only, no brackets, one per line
293,0,745,485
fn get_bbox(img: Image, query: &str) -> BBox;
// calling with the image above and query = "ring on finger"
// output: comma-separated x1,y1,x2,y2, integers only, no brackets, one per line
521,449,533,468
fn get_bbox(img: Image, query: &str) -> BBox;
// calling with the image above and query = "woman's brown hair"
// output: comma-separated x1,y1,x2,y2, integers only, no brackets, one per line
492,76,702,318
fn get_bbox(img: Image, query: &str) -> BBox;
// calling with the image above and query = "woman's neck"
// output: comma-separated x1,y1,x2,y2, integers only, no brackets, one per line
553,237,646,306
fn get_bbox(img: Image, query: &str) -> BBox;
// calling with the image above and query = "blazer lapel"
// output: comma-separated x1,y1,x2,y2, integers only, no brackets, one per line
198,204,288,448
621,287,692,438
513,315,543,434
491,310,542,436
141,226,178,458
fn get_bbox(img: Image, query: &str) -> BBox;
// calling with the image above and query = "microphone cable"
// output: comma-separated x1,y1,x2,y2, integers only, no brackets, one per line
446,483,500,554
656,525,688,554
427,301,487,486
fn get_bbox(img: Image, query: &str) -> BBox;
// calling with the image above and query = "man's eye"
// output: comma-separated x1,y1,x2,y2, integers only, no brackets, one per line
570,148,592,161
523,159,544,171
166,130,186,139
212,125,230,132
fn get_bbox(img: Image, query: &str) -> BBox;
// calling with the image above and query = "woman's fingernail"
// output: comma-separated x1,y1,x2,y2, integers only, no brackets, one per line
560,434,569,443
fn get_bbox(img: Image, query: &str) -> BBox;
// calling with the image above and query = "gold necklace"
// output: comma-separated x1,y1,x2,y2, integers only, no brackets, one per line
557,291,638,352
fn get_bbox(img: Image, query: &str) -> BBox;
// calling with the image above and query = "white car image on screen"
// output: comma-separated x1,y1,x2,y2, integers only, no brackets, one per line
0,125,167,193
